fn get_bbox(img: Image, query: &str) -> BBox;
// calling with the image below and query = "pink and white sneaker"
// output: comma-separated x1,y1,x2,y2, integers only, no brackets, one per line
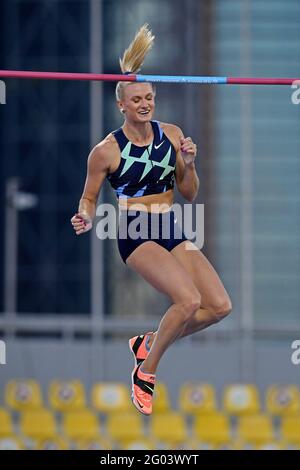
131,363,156,415
128,332,153,366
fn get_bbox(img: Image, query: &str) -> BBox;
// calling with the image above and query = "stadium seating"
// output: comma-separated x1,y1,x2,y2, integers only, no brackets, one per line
150,411,188,447
153,382,172,413
49,380,86,411
91,382,131,413
281,416,300,445
5,380,43,411
266,385,300,416
0,407,14,436
19,409,57,440
237,414,274,445
2,379,300,450
223,384,260,415
106,411,145,446
193,411,231,446
178,382,217,415
62,409,101,441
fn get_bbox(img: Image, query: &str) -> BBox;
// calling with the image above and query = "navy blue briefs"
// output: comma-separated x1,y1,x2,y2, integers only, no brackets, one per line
117,209,187,264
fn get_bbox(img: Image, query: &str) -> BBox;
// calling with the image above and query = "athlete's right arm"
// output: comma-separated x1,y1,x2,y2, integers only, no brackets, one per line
71,142,110,235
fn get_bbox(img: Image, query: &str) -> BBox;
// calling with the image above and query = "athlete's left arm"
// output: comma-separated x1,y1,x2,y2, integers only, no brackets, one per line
168,125,199,202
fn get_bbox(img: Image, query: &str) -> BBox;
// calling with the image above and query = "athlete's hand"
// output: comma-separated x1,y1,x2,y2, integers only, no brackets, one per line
180,137,197,165
70,213,92,235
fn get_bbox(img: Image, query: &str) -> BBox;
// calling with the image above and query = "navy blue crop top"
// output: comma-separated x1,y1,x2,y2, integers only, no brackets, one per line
107,120,176,199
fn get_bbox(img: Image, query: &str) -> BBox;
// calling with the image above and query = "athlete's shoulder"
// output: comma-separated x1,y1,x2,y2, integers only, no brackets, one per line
88,133,119,171
93,133,119,157
95,133,119,153
159,122,183,151
159,122,183,134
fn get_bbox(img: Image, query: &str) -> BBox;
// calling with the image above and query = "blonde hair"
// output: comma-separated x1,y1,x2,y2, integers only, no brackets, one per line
116,24,155,101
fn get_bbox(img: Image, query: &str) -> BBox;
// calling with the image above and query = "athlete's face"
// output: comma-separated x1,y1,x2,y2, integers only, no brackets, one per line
118,83,155,123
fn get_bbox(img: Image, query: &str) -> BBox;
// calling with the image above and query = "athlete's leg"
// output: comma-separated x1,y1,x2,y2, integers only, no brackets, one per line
144,241,232,348
172,241,232,336
126,241,201,375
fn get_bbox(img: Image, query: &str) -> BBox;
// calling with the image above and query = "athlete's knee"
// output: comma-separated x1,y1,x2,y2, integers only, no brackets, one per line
210,295,232,322
179,294,201,321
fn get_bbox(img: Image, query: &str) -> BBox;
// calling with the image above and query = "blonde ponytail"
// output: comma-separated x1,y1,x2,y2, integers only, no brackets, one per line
119,23,154,74
116,24,155,100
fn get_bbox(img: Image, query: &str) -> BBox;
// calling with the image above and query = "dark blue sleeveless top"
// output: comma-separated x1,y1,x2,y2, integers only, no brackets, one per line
107,120,176,199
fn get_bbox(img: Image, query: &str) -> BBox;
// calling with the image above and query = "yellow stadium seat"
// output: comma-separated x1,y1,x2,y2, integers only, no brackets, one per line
175,437,201,450
106,411,144,445
216,440,244,450
19,409,56,440
0,408,14,436
153,382,171,413
223,384,260,415
123,438,155,450
282,442,300,450
179,382,217,415
5,379,43,411
74,437,112,450
223,438,283,450
256,441,284,450
281,416,300,445
49,380,86,411
194,412,231,445
36,435,69,450
91,382,131,413
150,412,188,446
194,439,243,450
266,385,300,416
62,409,100,440
0,436,24,450
237,414,274,445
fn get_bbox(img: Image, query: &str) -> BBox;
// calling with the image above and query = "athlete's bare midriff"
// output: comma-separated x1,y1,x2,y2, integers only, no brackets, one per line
118,188,174,212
